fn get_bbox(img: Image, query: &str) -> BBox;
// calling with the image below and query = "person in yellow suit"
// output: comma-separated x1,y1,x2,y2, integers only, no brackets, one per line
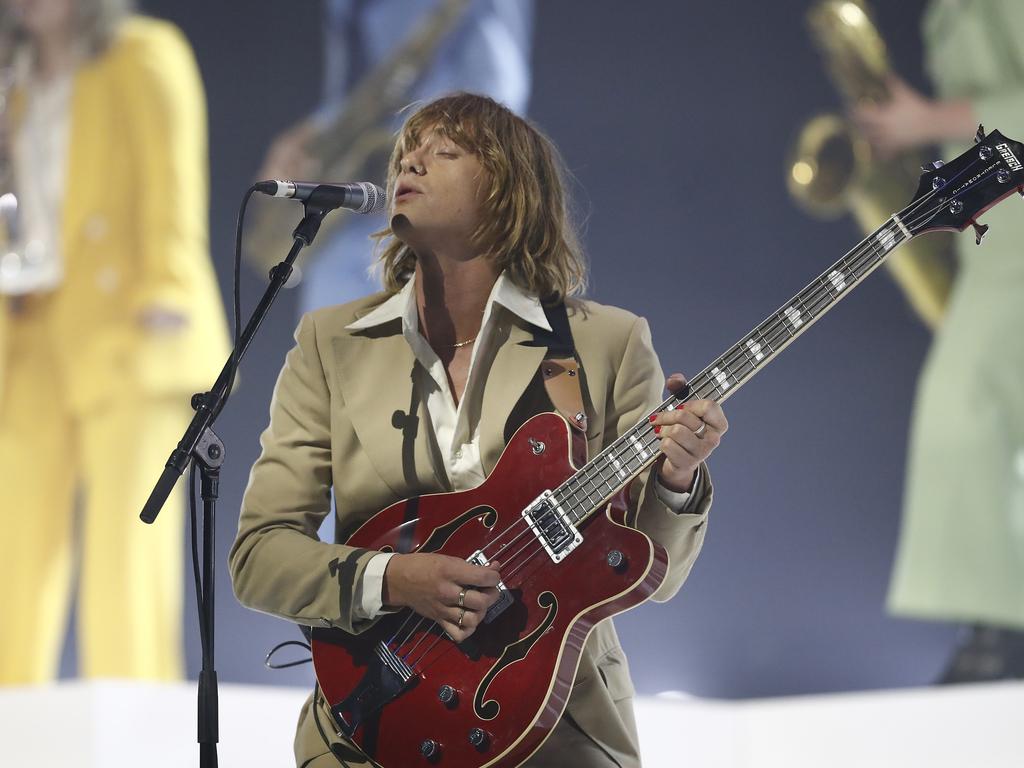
0,0,228,684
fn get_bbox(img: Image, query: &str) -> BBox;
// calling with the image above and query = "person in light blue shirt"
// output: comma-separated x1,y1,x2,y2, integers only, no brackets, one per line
259,0,533,314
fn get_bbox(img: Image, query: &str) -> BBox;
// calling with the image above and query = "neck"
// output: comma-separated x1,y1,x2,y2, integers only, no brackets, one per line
32,28,77,81
414,252,499,353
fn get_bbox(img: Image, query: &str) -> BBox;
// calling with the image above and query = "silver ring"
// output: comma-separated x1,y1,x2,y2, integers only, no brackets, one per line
457,588,467,608
457,607,466,629
693,421,707,438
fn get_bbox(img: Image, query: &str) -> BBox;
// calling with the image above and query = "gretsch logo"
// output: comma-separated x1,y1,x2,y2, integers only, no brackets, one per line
996,142,1023,172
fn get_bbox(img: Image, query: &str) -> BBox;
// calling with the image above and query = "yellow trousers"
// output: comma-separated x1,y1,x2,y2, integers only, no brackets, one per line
0,310,192,684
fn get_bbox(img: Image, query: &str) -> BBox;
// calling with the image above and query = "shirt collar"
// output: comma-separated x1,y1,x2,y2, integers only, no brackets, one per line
345,271,552,333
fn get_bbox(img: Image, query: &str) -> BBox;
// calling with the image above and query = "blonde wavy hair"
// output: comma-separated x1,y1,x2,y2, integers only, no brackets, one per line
3,0,133,62
375,92,587,301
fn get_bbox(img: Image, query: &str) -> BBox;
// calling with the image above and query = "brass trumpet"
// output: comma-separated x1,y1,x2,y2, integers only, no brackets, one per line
787,0,953,329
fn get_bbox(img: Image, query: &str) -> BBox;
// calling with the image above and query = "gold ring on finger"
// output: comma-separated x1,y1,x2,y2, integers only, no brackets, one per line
457,607,466,629
458,588,467,608
693,421,707,438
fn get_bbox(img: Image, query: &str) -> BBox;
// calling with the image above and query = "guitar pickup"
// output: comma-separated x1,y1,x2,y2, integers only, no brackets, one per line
521,490,582,563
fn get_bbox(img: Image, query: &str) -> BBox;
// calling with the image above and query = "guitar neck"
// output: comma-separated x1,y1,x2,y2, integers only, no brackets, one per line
553,213,916,522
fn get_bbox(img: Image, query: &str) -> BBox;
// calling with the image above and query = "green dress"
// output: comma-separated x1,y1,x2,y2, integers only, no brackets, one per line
888,0,1024,630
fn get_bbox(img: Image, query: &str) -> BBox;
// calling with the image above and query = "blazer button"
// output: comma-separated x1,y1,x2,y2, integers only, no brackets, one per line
95,266,120,293
84,214,108,241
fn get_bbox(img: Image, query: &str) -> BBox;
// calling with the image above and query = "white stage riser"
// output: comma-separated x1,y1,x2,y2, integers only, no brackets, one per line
0,680,1020,767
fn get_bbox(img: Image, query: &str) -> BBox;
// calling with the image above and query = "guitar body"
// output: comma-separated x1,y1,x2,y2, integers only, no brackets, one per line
312,412,668,768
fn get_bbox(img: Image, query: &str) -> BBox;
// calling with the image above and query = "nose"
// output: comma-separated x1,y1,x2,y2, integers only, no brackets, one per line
401,147,426,175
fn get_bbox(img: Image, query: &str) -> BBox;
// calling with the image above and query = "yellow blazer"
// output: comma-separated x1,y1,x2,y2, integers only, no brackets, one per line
230,293,713,766
0,17,228,411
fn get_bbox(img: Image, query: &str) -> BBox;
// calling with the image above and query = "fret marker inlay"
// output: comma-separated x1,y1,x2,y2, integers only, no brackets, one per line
711,366,730,390
876,228,896,251
629,434,650,459
784,306,803,329
828,270,847,292
746,339,764,362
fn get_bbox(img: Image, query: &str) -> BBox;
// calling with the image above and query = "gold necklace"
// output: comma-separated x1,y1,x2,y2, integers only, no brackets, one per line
451,336,477,348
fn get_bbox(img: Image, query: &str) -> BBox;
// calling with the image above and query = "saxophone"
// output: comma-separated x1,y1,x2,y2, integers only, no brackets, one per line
787,0,953,329
244,0,473,279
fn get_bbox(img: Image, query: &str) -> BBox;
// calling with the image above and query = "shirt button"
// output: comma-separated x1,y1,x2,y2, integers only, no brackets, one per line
454,448,463,460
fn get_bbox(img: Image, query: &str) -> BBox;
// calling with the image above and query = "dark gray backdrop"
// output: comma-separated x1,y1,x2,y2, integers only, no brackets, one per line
61,0,961,699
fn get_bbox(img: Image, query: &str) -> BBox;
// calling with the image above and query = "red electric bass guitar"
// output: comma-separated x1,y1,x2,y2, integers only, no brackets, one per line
311,129,1024,767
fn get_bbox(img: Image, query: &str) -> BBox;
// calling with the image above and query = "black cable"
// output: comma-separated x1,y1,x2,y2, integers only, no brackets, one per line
263,640,312,670
212,184,258,422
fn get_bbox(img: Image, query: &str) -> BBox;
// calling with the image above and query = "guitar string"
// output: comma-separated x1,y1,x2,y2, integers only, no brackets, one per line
383,159,997,669
465,155,971,570
396,185,957,675
383,169,977,665
473,168,962,581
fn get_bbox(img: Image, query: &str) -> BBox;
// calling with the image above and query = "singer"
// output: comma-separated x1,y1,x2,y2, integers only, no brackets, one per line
229,92,728,767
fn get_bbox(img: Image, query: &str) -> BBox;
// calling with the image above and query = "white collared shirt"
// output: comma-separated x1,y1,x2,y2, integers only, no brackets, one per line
344,273,700,618
4,66,71,295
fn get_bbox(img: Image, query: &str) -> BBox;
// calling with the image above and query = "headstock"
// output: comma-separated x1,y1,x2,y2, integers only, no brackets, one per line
905,126,1024,243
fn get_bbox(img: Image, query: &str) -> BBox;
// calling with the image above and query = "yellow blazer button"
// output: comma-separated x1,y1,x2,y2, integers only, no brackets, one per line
95,266,120,293
84,215,109,241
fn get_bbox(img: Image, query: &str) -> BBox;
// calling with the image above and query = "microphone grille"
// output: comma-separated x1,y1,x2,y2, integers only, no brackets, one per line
356,182,387,215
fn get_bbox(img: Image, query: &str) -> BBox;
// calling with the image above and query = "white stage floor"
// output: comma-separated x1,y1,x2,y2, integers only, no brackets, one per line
0,679,1020,766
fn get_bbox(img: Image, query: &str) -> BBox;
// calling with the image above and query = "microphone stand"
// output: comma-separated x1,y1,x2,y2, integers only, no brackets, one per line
139,196,335,768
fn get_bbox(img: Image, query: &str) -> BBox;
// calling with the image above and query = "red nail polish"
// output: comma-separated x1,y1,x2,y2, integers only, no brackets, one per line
648,414,657,423
654,426,662,435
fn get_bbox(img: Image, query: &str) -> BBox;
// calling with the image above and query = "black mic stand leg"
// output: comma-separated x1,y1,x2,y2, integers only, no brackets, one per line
193,425,224,768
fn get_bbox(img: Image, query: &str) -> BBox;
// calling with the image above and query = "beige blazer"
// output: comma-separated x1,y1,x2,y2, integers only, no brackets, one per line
230,292,712,767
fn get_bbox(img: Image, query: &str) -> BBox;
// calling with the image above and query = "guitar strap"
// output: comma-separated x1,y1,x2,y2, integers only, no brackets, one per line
535,300,588,439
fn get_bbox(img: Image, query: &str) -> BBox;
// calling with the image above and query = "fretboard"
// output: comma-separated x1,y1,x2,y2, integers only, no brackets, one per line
552,213,914,524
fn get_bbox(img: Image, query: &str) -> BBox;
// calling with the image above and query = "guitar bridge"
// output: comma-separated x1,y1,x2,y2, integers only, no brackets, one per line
522,490,582,563
331,641,416,737
467,550,513,623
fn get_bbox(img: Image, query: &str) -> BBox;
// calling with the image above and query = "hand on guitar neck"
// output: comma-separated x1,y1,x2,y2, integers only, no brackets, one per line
382,553,503,643
653,374,729,493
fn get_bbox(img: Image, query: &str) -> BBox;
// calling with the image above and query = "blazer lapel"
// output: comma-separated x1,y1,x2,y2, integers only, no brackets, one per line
61,62,99,254
331,321,443,500
478,318,549,475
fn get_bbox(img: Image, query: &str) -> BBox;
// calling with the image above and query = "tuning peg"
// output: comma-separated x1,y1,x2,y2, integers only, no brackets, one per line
922,160,945,172
974,124,986,144
973,222,990,245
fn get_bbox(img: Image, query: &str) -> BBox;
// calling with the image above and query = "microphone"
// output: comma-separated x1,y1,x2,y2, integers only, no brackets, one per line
255,180,386,214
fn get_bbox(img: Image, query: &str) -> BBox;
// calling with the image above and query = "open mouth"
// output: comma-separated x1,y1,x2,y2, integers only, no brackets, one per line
394,184,422,202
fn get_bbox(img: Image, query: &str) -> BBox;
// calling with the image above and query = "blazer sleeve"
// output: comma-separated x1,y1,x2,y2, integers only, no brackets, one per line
608,315,713,603
229,313,379,633
116,22,210,314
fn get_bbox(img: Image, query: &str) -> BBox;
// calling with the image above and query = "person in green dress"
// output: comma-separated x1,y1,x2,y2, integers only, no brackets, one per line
854,0,1024,682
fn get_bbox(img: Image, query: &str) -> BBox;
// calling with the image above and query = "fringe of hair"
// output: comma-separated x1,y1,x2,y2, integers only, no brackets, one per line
374,93,587,301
